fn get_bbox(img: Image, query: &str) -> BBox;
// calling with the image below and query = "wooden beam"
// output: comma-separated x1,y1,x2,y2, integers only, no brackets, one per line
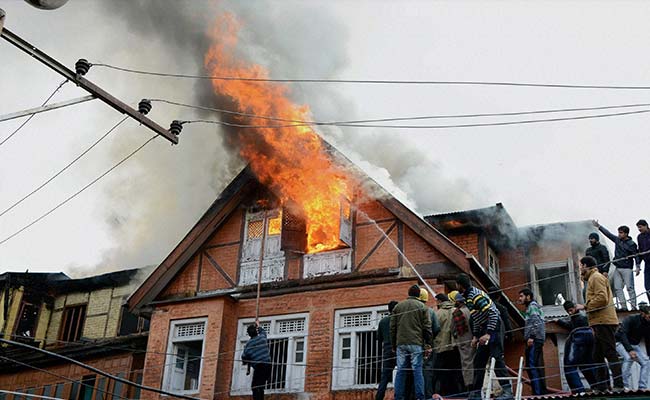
203,251,236,287
355,221,397,271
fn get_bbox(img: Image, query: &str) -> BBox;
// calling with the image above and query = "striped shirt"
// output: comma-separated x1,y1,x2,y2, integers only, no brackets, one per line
523,300,545,341
463,286,500,336
241,327,271,367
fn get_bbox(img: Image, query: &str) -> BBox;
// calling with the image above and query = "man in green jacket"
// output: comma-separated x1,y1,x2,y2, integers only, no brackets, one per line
391,285,433,400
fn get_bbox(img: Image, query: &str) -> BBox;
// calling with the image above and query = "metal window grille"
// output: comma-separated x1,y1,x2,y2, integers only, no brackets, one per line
277,319,305,334
266,338,289,391
175,322,205,338
355,331,382,385
342,312,372,328
247,220,264,239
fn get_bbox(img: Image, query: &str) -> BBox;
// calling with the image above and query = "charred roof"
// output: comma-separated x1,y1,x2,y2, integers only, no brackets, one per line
425,203,519,250
50,267,144,294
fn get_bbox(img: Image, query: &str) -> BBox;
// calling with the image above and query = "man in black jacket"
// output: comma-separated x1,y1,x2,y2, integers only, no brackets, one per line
556,301,597,392
637,220,650,298
594,220,641,310
615,305,650,389
586,232,611,276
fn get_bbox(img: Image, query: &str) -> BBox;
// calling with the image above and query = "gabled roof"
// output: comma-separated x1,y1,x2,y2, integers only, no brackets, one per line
128,140,474,311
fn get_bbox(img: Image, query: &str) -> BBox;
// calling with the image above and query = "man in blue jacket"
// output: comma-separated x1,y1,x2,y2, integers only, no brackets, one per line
637,220,650,297
242,322,272,400
556,301,597,393
594,220,640,310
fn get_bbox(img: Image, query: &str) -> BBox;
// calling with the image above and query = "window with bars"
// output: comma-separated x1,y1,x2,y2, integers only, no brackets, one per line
163,318,207,395
333,306,388,390
59,305,86,342
231,314,308,395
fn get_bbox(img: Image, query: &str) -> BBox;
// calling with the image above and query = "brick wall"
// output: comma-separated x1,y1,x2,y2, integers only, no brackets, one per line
143,280,446,400
0,352,138,398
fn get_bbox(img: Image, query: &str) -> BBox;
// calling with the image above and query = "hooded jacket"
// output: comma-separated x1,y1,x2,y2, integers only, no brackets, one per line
390,296,432,348
434,300,455,353
599,226,640,269
584,268,618,326
585,242,611,274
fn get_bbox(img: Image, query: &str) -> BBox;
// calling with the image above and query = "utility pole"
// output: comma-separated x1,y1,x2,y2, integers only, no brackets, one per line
1,25,179,145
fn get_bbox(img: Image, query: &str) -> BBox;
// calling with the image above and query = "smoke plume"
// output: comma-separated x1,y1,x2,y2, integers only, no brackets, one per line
90,0,482,273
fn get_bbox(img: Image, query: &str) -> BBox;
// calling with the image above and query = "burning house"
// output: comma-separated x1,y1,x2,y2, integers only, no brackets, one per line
0,268,150,399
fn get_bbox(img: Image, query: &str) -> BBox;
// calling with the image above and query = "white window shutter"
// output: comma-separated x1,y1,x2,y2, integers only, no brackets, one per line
339,198,352,246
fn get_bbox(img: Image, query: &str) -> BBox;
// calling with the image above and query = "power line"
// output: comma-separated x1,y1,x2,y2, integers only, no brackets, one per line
0,356,129,400
0,339,198,400
153,98,650,125
0,134,157,247
181,107,650,130
0,79,68,147
92,63,650,90
0,116,128,219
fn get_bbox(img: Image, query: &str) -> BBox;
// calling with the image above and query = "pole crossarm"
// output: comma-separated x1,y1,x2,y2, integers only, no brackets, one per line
0,27,178,144
0,95,96,123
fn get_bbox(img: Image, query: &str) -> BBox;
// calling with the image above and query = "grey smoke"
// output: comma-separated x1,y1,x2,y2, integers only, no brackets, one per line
89,0,483,273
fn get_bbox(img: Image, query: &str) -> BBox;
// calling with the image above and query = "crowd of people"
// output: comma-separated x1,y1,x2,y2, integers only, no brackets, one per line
239,220,650,399
378,219,650,399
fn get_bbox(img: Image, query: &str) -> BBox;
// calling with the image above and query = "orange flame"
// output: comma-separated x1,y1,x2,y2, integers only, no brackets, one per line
205,13,353,253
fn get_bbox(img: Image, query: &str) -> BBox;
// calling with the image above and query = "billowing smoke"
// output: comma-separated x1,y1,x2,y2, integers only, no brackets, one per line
90,0,482,273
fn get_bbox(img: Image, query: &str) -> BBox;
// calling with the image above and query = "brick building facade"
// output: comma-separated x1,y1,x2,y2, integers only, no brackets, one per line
0,269,150,400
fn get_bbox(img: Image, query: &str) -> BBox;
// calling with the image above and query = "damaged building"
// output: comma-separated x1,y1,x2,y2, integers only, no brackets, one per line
0,268,150,399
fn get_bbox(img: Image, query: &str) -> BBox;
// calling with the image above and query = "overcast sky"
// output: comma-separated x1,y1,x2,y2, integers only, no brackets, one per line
1,0,649,281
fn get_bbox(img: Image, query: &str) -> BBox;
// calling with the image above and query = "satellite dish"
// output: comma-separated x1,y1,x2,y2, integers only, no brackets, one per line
24,0,69,10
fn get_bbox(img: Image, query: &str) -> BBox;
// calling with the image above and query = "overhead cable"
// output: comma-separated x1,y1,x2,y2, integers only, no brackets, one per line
0,116,129,219
181,108,650,130
0,135,157,246
93,63,650,90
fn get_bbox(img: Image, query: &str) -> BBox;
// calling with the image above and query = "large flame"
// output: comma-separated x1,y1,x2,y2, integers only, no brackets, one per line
205,13,352,253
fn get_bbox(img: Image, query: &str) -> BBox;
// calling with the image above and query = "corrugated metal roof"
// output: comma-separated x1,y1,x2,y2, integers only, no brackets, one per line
526,388,650,399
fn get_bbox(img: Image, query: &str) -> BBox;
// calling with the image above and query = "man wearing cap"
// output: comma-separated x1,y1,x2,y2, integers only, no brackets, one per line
637,220,650,296
556,300,597,393
391,285,433,400
586,232,611,277
417,288,440,399
449,290,475,392
433,293,463,396
455,274,512,400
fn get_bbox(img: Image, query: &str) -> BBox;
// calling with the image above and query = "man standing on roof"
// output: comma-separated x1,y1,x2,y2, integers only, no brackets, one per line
376,300,399,400
586,232,611,276
518,288,547,395
637,220,650,297
390,284,433,400
576,255,624,391
615,305,650,390
449,290,475,393
593,220,641,310
556,300,597,393
418,288,440,399
241,321,272,400
455,274,513,400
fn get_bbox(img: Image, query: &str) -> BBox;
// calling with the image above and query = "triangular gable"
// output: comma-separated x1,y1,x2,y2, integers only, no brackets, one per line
129,142,471,311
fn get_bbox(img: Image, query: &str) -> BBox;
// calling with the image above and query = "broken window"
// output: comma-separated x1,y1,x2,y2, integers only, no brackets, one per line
60,305,86,342
339,197,353,247
14,293,40,338
163,318,207,394
231,314,307,395
531,261,577,306
332,306,388,389
239,209,285,285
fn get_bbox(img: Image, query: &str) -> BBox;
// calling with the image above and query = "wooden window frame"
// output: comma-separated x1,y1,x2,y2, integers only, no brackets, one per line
59,304,87,342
